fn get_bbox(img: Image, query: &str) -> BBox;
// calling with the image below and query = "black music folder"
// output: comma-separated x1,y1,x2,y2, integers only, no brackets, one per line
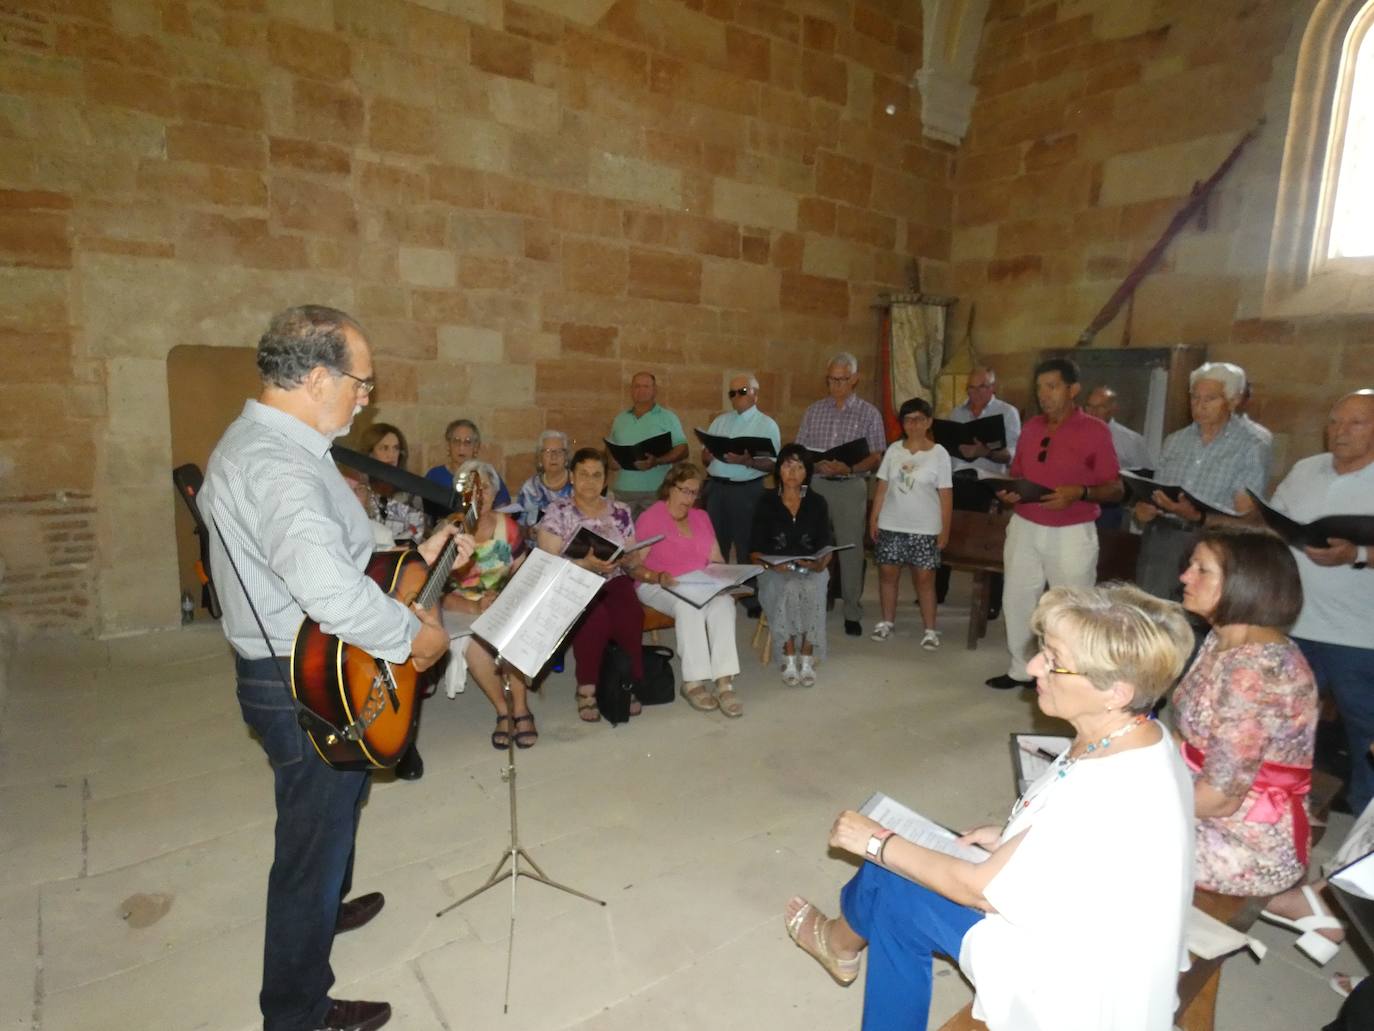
694,428,778,458
933,414,1006,454
1247,491,1374,549
603,432,673,469
981,477,1052,504
804,437,871,467
1121,472,1238,518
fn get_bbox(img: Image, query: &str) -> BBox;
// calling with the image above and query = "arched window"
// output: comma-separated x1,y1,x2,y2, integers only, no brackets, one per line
1264,0,1374,316
1318,1,1374,263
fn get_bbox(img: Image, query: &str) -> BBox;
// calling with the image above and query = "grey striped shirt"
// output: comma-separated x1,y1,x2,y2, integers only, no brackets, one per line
200,399,420,663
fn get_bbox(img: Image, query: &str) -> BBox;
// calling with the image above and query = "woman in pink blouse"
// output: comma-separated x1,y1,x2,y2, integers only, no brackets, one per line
1174,527,1318,903
635,462,743,717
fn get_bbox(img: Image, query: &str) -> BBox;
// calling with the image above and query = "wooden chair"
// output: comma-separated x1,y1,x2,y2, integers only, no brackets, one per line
642,604,674,643
751,612,772,664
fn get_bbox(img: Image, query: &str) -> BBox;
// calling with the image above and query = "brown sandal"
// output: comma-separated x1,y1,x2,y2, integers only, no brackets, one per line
490,714,511,750
681,681,718,712
576,686,600,723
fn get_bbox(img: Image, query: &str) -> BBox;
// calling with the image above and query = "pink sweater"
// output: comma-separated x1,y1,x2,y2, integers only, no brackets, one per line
634,502,717,576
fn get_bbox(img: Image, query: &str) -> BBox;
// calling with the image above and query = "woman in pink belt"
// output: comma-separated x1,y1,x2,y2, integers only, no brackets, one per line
1175,528,1319,907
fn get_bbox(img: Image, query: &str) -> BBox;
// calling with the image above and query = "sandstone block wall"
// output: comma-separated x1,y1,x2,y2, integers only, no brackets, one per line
0,0,952,635
952,0,1374,474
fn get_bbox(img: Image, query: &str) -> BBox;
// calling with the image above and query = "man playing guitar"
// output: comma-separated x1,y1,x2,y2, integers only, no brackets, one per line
200,306,474,1031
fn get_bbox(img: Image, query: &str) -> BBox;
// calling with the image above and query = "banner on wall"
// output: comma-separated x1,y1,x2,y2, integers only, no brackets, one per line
879,294,952,441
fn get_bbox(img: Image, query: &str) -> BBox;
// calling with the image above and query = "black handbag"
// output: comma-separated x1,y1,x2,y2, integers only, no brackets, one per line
596,643,677,725
636,644,676,706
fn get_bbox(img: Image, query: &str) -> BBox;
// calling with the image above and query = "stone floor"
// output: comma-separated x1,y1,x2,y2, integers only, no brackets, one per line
0,585,1365,1031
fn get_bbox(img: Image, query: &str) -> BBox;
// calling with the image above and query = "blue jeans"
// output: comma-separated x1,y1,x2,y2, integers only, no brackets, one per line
840,863,985,1031
1297,638,1374,814
236,656,369,1031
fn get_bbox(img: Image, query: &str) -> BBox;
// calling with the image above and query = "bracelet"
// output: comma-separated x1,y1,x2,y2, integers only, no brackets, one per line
877,833,895,865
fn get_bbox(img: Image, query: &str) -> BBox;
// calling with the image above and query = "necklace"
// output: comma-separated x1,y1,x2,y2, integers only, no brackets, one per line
1055,714,1150,778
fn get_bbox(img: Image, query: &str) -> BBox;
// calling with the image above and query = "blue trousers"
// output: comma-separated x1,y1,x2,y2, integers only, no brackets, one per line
236,656,369,1031
840,862,985,1031
1298,638,1374,814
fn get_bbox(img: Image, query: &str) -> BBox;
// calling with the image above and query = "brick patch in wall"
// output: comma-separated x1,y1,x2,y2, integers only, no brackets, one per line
0,493,97,634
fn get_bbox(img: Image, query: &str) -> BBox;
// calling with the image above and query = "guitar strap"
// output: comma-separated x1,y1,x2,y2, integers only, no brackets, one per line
210,518,359,745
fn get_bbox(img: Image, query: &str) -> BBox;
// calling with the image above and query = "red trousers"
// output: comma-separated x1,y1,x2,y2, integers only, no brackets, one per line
572,574,644,686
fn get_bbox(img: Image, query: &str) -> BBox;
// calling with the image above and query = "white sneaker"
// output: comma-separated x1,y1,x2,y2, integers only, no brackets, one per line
799,655,817,687
870,621,894,642
781,655,800,686
921,629,941,651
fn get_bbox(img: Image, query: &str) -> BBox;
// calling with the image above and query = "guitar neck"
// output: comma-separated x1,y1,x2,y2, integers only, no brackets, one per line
415,535,459,609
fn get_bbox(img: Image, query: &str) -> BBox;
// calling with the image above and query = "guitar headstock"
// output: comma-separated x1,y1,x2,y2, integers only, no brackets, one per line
452,470,481,534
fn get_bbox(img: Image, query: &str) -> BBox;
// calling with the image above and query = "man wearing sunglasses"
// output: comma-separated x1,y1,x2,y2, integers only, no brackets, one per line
702,374,781,601
986,357,1122,690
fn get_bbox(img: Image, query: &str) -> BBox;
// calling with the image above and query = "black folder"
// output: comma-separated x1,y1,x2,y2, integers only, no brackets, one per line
1121,472,1238,518
804,437,871,467
932,414,1006,454
603,432,674,469
694,428,777,458
1247,491,1374,549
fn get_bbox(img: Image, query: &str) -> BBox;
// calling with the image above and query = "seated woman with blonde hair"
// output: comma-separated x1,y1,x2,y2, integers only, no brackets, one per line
635,461,743,716
1174,528,1319,906
784,583,1196,1030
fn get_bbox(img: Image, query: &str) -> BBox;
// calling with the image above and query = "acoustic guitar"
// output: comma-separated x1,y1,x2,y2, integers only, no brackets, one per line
290,473,477,770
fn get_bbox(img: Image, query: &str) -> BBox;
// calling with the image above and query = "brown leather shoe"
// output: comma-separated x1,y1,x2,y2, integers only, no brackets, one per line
334,892,384,934
315,999,390,1030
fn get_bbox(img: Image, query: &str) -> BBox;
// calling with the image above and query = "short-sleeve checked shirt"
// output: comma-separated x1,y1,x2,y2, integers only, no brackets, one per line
1156,417,1266,514
795,395,887,476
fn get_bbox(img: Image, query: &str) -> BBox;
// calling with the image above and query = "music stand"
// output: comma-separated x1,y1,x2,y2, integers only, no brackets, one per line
435,665,604,1014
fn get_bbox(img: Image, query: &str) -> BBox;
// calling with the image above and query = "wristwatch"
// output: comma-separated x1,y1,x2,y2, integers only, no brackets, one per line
865,828,895,862
1355,546,1369,570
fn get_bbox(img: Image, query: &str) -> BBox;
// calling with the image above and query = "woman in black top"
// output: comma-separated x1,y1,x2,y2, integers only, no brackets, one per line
749,444,834,686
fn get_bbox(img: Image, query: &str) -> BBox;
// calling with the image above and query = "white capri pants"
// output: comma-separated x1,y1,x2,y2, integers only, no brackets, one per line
636,581,741,684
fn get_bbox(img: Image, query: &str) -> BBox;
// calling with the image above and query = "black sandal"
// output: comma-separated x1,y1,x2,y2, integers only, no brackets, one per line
512,712,538,749
491,714,512,750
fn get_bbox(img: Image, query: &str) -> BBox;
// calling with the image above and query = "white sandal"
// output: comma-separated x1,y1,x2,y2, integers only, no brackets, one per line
1259,884,1344,965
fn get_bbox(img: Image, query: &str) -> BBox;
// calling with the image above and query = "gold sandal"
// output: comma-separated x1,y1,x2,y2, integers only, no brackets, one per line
681,680,718,712
785,900,859,986
714,680,743,718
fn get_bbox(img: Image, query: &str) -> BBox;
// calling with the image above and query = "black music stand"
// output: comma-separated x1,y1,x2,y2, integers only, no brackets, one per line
435,668,604,1013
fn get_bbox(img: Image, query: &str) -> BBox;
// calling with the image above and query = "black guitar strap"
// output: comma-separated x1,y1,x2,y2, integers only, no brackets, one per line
209,518,358,744
331,445,460,512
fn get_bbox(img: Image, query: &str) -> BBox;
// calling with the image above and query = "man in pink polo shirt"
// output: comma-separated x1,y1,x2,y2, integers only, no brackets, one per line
986,357,1123,690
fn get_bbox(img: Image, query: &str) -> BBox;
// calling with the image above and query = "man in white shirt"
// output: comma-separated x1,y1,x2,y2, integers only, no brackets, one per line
1084,385,1153,470
935,365,1021,615
1266,390,1374,813
1084,385,1153,530
702,373,780,579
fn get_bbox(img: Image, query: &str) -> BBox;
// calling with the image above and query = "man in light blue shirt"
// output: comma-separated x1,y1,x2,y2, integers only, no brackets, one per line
702,373,781,572
608,370,688,516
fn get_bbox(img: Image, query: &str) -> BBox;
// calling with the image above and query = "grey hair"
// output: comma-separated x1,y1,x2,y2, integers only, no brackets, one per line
972,364,997,385
456,459,499,491
828,351,859,375
256,305,363,389
1190,362,1246,402
538,428,568,449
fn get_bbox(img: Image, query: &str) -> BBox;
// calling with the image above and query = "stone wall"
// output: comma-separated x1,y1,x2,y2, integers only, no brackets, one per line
952,0,1374,474
0,0,953,636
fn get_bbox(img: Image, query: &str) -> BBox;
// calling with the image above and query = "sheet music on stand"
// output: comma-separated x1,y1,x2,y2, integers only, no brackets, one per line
470,549,604,681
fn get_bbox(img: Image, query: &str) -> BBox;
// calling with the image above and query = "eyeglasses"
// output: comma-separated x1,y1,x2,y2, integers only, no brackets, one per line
728,387,753,398
826,376,852,385
1036,435,1051,463
1036,641,1081,677
339,371,375,395
448,437,478,447
541,447,567,456
673,485,700,498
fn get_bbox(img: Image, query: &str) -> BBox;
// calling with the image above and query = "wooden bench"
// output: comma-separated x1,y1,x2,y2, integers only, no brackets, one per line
940,515,1142,651
936,767,1342,1031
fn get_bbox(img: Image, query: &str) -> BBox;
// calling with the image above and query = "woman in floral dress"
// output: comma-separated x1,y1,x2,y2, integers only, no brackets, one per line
1174,527,1318,897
